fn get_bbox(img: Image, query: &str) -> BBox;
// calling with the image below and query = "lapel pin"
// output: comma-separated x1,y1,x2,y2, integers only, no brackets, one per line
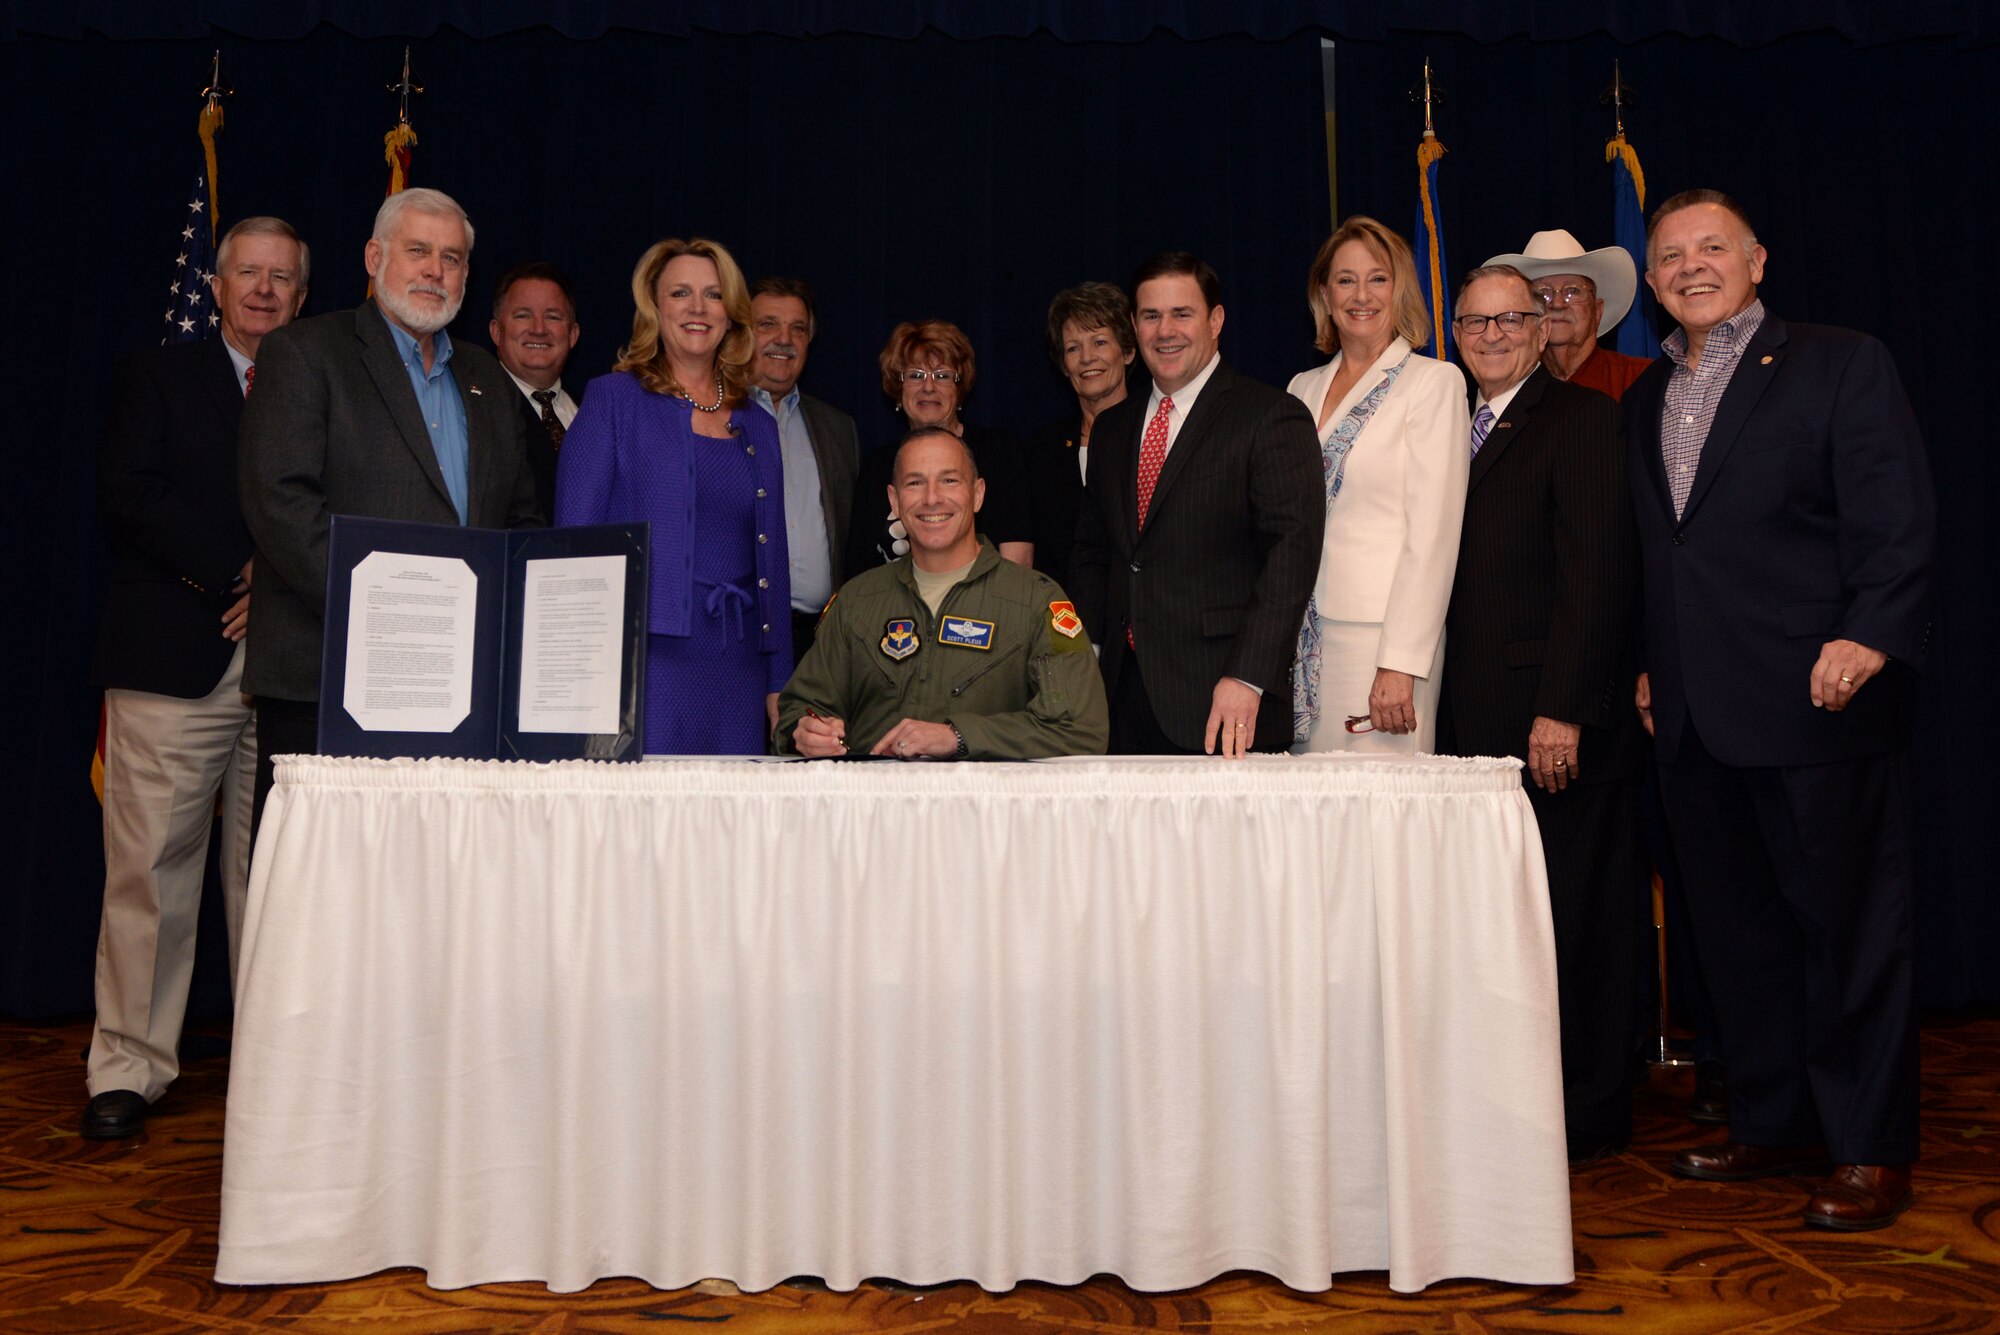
1759,356,1773,365
468,383,483,395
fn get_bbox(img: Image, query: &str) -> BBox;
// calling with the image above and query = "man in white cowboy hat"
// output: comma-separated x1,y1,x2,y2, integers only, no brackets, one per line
1484,229,1653,401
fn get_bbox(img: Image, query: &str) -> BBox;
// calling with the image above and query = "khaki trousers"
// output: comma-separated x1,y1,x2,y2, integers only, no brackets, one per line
87,641,255,1101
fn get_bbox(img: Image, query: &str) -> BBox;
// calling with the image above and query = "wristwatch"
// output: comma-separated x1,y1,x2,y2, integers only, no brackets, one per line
947,723,968,760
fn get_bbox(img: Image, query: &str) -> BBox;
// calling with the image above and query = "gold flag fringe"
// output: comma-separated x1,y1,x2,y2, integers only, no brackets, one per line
384,121,418,194
1416,136,1448,353
197,100,223,240
1605,134,1645,210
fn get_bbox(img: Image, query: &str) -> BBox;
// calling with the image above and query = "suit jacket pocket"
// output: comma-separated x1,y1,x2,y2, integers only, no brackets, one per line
1781,601,1845,638
1503,638,1546,668
1201,605,1245,639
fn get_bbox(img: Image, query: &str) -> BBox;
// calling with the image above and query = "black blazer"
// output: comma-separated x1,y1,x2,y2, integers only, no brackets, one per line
1022,415,1087,592
239,302,543,702
1070,361,1325,751
511,379,580,523
1436,368,1642,779
1624,316,1935,767
94,338,254,698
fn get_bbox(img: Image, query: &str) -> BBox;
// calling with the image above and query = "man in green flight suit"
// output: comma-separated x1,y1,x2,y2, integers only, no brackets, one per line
776,425,1109,759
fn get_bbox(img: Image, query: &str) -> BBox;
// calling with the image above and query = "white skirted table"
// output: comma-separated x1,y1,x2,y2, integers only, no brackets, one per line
217,753,1572,1294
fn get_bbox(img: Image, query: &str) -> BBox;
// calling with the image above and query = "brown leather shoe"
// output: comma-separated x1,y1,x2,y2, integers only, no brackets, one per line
1804,1165,1913,1231
1672,1140,1831,1181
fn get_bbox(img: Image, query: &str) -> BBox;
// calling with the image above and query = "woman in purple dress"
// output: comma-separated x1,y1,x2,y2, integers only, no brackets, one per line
556,238,792,754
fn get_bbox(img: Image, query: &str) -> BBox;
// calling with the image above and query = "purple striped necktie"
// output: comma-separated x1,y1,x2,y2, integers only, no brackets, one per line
1470,403,1495,456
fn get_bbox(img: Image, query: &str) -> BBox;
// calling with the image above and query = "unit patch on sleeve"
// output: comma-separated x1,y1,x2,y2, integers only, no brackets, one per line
881,618,920,661
1048,601,1083,639
938,616,996,651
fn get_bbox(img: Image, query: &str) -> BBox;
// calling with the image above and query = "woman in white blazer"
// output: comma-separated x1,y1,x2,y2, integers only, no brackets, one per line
1286,216,1470,753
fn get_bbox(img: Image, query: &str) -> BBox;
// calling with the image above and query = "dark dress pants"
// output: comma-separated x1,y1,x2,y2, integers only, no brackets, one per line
1529,774,1646,1147
1108,656,1199,756
1655,720,1919,1164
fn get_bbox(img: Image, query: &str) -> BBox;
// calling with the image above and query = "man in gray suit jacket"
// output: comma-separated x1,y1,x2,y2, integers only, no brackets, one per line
239,187,541,828
747,276,859,661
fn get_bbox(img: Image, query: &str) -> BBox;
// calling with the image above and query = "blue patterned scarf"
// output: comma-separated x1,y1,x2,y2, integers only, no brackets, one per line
1292,352,1411,742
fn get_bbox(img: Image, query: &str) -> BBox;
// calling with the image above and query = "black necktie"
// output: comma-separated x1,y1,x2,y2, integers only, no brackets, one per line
531,389,565,450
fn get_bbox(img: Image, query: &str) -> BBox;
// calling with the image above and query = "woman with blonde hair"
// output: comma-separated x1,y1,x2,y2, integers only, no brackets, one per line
1286,215,1470,753
557,237,793,754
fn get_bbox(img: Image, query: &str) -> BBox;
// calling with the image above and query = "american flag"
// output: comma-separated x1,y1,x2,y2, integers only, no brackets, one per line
161,172,219,345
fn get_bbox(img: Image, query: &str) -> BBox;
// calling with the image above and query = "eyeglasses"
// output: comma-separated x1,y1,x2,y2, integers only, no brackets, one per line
902,368,961,384
1452,310,1542,335
1343,714,1376,734
1531,284,1596,307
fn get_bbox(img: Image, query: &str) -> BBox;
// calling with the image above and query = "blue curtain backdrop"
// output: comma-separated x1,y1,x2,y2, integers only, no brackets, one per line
4,4,1994,1015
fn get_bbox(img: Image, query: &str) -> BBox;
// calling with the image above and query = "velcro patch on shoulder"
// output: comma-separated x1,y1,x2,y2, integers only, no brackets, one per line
1046,600,1088,652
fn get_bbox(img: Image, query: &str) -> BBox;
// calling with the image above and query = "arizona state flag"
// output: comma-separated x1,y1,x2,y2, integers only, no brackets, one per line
1414,131,1454,361
1607,133,1657,356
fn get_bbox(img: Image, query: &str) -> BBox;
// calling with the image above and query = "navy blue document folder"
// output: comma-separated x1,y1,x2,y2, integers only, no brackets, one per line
318,516,649,761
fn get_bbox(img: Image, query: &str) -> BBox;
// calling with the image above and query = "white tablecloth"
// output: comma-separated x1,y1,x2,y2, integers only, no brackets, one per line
217,753,1571,1294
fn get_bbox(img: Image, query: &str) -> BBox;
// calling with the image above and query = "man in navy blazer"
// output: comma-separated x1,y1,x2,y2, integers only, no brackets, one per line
1628,190,1934,1230
84,217,310,1140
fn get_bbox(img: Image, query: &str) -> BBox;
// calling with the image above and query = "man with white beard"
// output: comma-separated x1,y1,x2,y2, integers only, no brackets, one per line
238,187,541,832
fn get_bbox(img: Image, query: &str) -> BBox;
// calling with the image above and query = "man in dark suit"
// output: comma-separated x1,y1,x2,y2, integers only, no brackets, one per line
83,216,310,1140
1070,252,1323,757
1629,190,1934,1229
240,187,542,829
1436,264,1646,1163
489,261,581,520
746,277,858,661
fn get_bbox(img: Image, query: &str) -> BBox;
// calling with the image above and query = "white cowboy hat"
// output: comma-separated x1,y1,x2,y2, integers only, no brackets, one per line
1482,229,1637,336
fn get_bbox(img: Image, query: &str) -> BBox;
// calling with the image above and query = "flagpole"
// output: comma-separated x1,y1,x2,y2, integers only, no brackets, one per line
198,49,229,241
1603,62,1656,359
384,45,423,195
1410,59,1453,359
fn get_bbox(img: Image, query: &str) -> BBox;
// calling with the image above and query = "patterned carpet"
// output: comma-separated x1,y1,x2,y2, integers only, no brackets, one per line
3,1012,1996,1333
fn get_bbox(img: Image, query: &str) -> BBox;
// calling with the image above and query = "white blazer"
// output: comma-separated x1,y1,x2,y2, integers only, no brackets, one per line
1286,336,1470,677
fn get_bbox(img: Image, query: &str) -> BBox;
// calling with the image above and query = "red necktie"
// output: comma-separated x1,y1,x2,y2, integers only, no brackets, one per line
1127,394,1174,652
1135,394,1173,529
244,364,255,397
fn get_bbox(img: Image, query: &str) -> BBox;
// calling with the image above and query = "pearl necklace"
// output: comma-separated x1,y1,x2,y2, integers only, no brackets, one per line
680,372,724,414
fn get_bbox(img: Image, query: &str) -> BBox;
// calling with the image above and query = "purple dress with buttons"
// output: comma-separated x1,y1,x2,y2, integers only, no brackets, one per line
555,371,793,754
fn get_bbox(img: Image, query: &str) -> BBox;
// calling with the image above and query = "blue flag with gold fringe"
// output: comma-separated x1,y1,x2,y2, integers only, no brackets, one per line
1607,133,1655,356
1414,131,1453,361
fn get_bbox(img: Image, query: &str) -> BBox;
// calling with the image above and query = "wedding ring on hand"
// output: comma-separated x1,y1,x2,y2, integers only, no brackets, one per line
1554,759,1568,768
1840,675,1853,683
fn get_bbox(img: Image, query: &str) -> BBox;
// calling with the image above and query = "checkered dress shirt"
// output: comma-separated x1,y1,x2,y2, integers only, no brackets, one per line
1659,298,1766,518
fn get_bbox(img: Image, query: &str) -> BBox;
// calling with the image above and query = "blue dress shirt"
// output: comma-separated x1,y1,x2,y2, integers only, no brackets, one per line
381,311,470,524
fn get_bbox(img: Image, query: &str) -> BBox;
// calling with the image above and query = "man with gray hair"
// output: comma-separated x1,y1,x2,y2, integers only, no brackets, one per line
1484,229,1653,401
239,187,541,830
84,215,309,1140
